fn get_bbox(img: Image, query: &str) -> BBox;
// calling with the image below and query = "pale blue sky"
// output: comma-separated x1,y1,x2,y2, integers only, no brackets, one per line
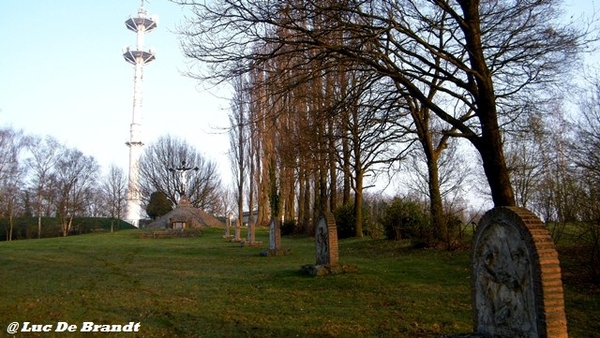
0,0,231,179
0,0,598,193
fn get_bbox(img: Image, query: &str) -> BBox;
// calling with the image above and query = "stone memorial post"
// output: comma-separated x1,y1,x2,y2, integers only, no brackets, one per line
301,212,355,276
472,206,568,338
247,212,256,244
316,212,339,266
269,217,281,250
223,212,233,239
261,216,287,256
234,218,241,241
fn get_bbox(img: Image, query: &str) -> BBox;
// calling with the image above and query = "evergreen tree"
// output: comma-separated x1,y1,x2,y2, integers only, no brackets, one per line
146,191,173,220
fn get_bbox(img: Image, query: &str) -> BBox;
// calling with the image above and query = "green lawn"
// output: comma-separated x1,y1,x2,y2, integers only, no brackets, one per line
0,228,597,337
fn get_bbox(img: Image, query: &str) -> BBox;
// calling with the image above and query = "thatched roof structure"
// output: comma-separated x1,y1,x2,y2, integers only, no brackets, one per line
146,195,224,229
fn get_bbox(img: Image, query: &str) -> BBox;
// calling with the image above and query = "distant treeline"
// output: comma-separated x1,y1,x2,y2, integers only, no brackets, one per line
0,217,136,241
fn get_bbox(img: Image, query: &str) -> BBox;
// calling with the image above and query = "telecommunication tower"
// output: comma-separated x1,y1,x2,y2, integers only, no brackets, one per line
122,1,157,227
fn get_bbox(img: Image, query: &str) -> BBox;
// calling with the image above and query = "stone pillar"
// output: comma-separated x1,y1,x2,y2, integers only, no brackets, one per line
247,217,256,244
301,212,355,276
472,206,568,338
223,213,232,238
269,217,281,250
316,212,339,266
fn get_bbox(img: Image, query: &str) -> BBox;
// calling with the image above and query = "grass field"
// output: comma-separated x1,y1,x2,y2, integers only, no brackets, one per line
0,227,598,337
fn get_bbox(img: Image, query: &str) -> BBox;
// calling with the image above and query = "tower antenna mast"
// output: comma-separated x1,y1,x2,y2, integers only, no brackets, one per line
122,2,157,227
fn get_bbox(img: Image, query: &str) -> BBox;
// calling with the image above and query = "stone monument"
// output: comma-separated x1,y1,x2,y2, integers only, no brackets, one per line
301,212,356,276
316,211,339,266
223,212,233,239
269,217,281,250
260,217,289,256
471,206,568,338
145,195,223,229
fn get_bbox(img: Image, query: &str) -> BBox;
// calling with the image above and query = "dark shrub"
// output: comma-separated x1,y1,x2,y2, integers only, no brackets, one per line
281,219,297,236
380,198,430,241
146,191,173,220
333,204,356,239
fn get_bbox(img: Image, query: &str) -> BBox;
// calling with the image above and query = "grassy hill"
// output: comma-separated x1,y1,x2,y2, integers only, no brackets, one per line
0,228,597,337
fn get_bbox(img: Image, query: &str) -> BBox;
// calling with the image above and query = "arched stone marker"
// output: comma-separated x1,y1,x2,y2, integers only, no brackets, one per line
300,212,355,276
472,207,568,338
316,212,339,266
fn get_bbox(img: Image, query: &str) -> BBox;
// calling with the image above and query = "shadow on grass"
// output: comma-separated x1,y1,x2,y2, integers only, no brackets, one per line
3,228,597,337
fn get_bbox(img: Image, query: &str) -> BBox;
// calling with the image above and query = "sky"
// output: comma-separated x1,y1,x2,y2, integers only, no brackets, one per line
0,0,232,182
0,0,599,196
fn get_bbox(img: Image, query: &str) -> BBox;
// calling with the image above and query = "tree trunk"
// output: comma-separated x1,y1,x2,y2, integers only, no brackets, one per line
37,193,42,239
476,134,515,206
257,142,270,225
458,0,516,207
8,213,14,241
297,163,307,233
313,165,324,231
283,166,295,225
247,154,255,243
235,205,242,242
235,153,243,241
426,154,446,245
354,168,364,238
412,100,448,245
328,117,338,212
62,215,74,237
341,104,352,207
342,133,351,207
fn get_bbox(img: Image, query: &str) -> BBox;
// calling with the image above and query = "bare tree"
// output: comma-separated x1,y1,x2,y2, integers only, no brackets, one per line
26,135,66,238
231,42,413,237
100,164,127,233
0,174,23,241
50,148,100,236
573,81,600,185
505,114,550,209
0,128,27,241
516,106,578,241
341,75,413,236
0,128,25,182
177,0,590,208
138,135,222,213
407,136,473,246
229,73,250,239
571,80,600,282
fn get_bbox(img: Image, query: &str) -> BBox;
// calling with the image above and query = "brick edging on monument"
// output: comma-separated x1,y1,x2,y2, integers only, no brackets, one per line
473,206,568,338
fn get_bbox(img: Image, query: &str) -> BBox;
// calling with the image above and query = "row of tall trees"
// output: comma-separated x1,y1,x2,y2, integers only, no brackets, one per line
228,55,413,237
178,0,592,245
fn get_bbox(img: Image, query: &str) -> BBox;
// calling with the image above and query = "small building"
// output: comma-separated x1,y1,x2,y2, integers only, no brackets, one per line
146,195,224,229
241,210,259,226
